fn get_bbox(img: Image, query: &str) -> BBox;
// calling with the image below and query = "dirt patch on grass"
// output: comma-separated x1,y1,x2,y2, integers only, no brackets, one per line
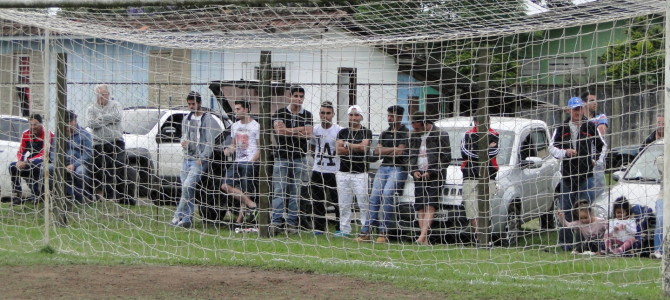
1,265,445,299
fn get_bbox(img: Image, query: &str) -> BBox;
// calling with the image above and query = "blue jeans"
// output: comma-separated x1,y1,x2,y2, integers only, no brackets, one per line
655,198,664,253
558,176,595,250
9,159,43,197
173,159,204,224
272,157,307,226
364,166,407,234
49,164,92,203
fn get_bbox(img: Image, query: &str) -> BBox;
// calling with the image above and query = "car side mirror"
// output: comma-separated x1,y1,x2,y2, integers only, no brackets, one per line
157,126,179,143
520,156,543,169
613,170,625,182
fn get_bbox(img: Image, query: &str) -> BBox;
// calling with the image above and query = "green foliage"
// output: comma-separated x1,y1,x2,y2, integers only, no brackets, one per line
598,15,665,85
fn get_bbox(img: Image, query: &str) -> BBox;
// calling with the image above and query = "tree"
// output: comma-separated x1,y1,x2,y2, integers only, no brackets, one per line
599,15,664,85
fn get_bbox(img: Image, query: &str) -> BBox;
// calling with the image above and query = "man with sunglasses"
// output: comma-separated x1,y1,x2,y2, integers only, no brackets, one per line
307,101,342,234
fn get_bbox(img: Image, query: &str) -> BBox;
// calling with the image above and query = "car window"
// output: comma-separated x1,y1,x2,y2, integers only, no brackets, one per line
624,143,663,181
444,127,514,165
122,110,166,135
0,118,28,142
162,113,186,138
520,129,549,160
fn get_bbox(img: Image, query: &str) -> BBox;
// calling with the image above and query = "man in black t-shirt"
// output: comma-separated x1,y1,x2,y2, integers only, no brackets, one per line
334,105,372,239
357,105,409,243
270,86,313,235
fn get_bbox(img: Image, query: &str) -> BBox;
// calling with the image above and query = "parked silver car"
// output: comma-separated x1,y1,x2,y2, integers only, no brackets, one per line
0,115,30,201
394,117,562,245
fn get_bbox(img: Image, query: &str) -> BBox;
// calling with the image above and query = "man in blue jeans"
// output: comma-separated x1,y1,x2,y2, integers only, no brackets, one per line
271,86,313,235
49,110,94,203
170,92,218,228
356,105,409,243
549,96,605,251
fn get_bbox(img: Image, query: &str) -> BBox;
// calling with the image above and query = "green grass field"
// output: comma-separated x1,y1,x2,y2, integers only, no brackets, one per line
0,201,664,299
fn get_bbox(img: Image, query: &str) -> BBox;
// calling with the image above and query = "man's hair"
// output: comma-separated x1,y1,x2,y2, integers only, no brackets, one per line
94,84,109,94
30,114,43,124
64,110,77,123
410,111,430,124
387,105,405,116
187,91,202,103
613,196,631,216
234,100,251,111
579,91,594,101
290,86,305,95
320,101,334,110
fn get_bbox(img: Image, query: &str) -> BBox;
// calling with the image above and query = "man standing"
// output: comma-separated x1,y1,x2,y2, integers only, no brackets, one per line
461,119,499,242
87,84,131,204
220,100,259,225
358,105,409,243
9,114,54,205
271,86,313,235
307,101,342,234
640,114,664,152
50,110,94,203
170,92,218,228
336,105,372,239
409,111,451,245
549,96,605,251
583,91,608,198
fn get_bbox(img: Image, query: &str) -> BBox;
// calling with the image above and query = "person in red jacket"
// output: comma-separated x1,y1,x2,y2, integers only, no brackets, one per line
8,114,54,205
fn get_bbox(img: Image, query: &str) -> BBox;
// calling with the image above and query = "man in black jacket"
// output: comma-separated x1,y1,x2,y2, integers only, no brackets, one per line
409,111,451,245
549,96,606,251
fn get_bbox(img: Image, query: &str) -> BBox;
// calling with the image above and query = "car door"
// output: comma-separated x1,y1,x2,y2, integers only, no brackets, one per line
156,112,187,177
518,128,542,212
528,127,554,212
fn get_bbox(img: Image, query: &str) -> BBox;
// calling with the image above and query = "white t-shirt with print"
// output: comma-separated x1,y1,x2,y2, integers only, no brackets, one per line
311,124,342,174
231,119,260,162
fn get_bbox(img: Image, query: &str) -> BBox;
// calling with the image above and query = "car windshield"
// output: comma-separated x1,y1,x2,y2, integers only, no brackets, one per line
122,110,166,135
624,143,663,181
0,118,28,142
444,128,514,165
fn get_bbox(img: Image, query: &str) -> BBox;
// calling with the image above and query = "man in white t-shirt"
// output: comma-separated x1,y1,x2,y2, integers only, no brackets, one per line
307,101,342,234
221,100,259,225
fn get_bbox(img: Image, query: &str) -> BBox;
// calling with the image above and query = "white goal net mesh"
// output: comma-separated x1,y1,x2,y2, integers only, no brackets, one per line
0,0,666,292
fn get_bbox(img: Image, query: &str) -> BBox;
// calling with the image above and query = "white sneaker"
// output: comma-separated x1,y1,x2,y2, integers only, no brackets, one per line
652,251,662,259
169,217,180,226
581,251,596,256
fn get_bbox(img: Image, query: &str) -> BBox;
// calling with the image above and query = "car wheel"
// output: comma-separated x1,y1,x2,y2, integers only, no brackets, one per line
497,200,522,247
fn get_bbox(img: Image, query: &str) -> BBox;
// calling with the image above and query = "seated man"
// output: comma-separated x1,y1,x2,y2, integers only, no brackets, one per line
49,110,94,203
220,100,259,225
9,114,54,205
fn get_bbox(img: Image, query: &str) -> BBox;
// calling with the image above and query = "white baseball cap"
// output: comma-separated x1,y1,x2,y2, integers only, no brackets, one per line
347,105,365,116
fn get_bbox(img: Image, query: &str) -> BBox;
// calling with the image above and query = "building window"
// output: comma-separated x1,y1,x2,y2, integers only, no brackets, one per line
337,67,357,125
16,55,30,117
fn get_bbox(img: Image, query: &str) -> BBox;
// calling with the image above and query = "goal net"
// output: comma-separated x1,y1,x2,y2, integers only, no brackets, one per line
0,0,665,292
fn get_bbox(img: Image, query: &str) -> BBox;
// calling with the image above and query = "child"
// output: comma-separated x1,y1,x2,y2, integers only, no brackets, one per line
604,197,638,255
556,201,608,254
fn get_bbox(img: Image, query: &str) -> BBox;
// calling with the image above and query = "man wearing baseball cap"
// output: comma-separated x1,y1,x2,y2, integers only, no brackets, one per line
335,105,372,238
549,96,606,252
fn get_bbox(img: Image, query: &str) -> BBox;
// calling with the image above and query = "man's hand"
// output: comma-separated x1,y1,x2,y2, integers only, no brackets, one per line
181,140,189,149
66,164,75,172
274,120,286,130
413,171,422,180
565,149,577,157
489,142,497,148
421,172,430,180
195,159,202,165
16,161,28,169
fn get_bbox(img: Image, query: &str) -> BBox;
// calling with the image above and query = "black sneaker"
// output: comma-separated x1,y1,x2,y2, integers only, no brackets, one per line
11,196,25,205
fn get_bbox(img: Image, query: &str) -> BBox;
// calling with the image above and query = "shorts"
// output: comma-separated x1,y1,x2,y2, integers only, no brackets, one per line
414,179,440,211
462,179,497,220
223,161,258,193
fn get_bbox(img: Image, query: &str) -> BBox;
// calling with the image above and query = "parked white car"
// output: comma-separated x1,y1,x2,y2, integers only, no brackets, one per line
395,116,562,244
121,107,230,203
0,115,30,200
593,139,662,217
